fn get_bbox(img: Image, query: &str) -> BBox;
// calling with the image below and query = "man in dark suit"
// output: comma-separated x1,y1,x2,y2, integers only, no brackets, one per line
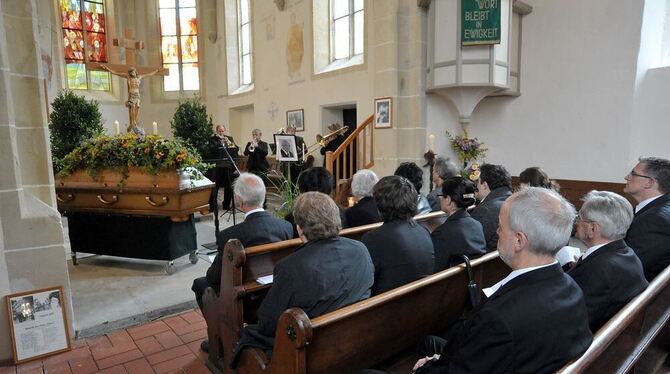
191,173,293,352
243,128,269,176
427,157,460,212
569,190,648,332
362,176,434,295
414,187,592,373
206,124,239,210
624,157,670,281
471,163,512,251
345,169,382,227
232,192,374,364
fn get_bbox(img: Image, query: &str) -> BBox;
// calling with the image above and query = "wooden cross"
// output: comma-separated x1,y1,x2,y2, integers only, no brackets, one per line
87,28,168,76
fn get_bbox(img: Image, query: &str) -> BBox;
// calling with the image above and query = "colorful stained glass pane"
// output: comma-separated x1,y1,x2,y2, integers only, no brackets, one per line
89,70,111,91
87,32,107,62
180,35,198,62
160,8,177,35
182,63,199,90
60,0,82,30
84,1,105,33
179,8,197,35
161,37,179,63
163,64,180,91
179,0,196,8
66,62,88,89
159,0,176,8
63,29,86,61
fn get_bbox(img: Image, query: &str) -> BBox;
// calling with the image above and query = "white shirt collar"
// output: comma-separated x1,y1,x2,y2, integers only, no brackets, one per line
483,261,557,298
244,208,264,219
581,242,610,260
636,195,662,213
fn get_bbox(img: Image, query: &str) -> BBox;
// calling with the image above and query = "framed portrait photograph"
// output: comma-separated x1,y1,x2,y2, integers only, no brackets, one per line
286,109,304,132
6,286,71,364
374,97,392,129
274,134,299,162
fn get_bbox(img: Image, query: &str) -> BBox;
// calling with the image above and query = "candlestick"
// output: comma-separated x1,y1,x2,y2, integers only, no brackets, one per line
428,133,436,150
152,121,158,135
114,121,120,135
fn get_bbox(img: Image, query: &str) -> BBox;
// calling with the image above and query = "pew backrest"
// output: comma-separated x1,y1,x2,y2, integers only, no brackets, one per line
556,264,670,373
236,251,510,374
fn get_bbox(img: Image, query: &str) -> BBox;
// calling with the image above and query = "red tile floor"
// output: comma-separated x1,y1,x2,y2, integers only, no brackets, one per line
0,309,209,374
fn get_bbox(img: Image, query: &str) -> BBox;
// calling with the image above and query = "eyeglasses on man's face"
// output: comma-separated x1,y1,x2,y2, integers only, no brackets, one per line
626,169,653,180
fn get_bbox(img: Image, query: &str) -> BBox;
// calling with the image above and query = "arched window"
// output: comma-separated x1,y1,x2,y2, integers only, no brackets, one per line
60,0,111,91
158,0,200,92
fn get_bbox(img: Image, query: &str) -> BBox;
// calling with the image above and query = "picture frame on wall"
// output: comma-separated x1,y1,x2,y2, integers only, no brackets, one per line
374,97,392,129
286,109,304,132
6,286,71,364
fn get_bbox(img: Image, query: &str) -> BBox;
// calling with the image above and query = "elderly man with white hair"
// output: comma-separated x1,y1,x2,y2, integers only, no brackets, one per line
413,187,592,374
569,190,648,332
345,169,382,227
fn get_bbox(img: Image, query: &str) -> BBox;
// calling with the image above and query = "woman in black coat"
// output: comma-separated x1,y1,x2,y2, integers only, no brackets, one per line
431,176,486,272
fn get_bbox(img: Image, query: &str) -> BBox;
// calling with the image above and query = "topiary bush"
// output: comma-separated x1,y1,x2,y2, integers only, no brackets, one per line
49,90,105,172
170,95,214,157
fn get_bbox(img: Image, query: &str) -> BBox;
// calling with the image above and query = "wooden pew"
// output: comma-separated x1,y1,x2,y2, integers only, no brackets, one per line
233,251,509,374
202,211,448,372
556,264,670,373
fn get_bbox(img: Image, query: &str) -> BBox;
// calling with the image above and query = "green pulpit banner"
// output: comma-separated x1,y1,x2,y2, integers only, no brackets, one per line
461,0,501,46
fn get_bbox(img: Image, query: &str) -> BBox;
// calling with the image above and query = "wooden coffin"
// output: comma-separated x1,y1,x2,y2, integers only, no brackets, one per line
55,168,214,222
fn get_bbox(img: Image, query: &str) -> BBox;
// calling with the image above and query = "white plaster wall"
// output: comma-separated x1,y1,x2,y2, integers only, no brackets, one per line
427,0,648,182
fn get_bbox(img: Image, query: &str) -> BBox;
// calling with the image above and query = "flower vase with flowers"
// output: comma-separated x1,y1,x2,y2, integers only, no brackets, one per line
446,130,488,168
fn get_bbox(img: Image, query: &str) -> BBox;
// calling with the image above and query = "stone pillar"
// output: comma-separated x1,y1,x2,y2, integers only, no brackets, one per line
0,0,73,362
371,0,428,185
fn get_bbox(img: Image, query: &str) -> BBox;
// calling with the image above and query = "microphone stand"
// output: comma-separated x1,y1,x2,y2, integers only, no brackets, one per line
218,145,241,229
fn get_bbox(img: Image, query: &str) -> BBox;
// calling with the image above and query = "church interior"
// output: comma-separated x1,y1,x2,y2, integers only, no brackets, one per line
2,0,670,372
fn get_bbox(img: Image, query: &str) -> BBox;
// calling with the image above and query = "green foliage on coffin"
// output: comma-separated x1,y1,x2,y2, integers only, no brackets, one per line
49,89,105,172
170,95,214,158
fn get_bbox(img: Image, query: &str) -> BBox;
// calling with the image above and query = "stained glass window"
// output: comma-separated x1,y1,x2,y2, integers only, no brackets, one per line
159,0,199,92
60,0,110,91
331,0,364,61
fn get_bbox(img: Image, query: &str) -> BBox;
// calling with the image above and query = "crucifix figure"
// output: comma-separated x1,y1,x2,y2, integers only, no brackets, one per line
88,28,168,132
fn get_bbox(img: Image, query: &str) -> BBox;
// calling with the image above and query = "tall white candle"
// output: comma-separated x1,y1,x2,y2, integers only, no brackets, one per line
428,133,436,150
152,121,158,135
114,120,120,135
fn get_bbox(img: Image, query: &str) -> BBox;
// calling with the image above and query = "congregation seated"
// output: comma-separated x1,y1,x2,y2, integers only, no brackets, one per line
519,166,560,192
412,187,592,373
231,191,374,365
284,167,348,236
568,190,648,332
191,172,293,352
361,176,434,295
395,162,432,215
427,157,460,212
624,157,670,281
471,163,513,251
431,176,486,272
345,169,382,227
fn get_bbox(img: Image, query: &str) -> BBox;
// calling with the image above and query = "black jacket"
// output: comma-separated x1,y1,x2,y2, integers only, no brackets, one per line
244,140,270,174
568,239,648,331
625,194,670,280
345,197,382,228
361,219,434,295
431,209,486,272
470,187,512,251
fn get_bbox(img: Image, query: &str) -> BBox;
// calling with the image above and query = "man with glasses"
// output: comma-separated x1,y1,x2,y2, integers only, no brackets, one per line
569,191,647,332
624,157,670,281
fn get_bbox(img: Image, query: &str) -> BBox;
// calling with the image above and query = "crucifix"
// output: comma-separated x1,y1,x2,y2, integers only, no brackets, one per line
88,28,168,131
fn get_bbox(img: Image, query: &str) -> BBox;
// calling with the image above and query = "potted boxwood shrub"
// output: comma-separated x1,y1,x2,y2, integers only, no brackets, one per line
170,95,214,158
49,89,105,172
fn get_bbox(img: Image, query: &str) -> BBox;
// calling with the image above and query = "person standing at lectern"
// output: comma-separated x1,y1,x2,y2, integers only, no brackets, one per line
244,129,269,177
